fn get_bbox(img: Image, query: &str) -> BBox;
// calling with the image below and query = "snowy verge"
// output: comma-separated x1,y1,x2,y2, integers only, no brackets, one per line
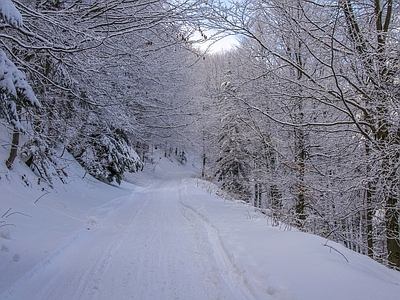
180,178,400,300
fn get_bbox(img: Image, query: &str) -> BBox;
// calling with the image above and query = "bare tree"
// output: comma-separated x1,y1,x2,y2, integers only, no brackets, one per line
197,0,400,268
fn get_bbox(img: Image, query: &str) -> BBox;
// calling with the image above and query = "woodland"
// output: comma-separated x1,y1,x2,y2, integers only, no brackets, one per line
1,0,399,270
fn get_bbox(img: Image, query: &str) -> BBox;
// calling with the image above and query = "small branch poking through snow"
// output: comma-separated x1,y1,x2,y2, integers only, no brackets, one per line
2,207,31,218
323,240,349,263
34,191,50,204
1,208,12,218
1,208,31,230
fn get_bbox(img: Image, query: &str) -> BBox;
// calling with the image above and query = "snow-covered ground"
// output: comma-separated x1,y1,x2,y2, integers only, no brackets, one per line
1,141,400,299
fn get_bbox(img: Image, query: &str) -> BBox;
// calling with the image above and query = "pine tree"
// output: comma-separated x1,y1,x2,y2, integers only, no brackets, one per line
215,78,251,201
0,0,40,169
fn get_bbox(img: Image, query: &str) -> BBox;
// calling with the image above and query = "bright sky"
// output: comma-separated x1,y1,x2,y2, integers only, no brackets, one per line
191,30,240,53
209,35,240,53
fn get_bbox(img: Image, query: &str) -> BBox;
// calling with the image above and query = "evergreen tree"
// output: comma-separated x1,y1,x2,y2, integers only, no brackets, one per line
215,76,251,201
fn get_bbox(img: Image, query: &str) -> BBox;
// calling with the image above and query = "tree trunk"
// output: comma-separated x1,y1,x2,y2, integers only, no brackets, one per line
340,0,398,268
294,127,307,228
365,142,374,258
385,164,400,268
6,129,20,169
366,191,374,258
201,153,206,178
254,183,262,208
387,198,400,268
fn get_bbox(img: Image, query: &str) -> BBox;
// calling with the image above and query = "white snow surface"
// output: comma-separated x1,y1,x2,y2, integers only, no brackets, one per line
0,0,22,28
0,144,400,299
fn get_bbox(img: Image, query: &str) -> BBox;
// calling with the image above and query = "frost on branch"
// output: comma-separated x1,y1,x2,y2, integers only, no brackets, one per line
0,0,23,28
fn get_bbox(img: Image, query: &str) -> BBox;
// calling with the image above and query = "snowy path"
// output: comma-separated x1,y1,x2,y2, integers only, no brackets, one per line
1,179,255,300
2,157,400,300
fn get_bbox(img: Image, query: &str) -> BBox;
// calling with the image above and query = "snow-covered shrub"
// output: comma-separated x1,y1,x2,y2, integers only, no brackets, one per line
68,128,143,184
20,137,68,186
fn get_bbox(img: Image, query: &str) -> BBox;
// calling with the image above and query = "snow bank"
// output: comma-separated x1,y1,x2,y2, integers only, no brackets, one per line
0,129,133,295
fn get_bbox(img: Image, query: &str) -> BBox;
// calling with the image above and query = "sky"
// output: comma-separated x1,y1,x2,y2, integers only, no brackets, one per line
206,35,240,53
191,29,240,53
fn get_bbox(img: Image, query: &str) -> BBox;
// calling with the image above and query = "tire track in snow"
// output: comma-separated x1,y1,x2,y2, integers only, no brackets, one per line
3,179,256,300
179,183,257,300
30,181,234,300
71,196,150,300
129,182,230,300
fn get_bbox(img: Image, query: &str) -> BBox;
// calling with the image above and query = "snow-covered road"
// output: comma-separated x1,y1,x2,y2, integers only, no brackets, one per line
2,179,255,300
2,155,400,300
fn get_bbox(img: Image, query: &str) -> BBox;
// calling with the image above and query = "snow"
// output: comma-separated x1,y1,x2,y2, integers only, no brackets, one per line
0,49,40,131
0,139,400,299
0,0,23,28
0,1,40,131
0,50,40,107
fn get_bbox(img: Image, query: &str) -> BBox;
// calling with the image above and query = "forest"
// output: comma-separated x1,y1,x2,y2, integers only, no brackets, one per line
1,0,399,270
